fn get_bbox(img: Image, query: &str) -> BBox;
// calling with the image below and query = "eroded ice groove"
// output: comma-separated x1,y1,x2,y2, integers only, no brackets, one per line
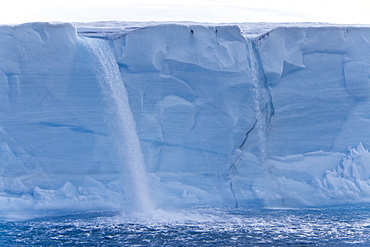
84,38,154,214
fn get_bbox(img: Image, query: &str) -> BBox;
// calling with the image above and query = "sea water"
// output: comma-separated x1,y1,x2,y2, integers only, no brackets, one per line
2,206,370,246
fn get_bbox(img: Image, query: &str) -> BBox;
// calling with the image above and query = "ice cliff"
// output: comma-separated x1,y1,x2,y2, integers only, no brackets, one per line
1,22,370,219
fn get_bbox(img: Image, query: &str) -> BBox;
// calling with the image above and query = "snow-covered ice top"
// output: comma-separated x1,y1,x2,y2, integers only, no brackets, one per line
2,21,370,220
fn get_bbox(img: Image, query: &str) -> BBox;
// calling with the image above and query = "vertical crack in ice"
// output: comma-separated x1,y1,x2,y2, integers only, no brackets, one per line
228,148,242,208
84,38,154,214
229,177,239,208
228,120,258,208
267,102,275,131
239,120,258,149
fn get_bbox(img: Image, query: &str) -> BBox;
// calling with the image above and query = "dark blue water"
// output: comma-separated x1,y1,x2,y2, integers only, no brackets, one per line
1,206,370,246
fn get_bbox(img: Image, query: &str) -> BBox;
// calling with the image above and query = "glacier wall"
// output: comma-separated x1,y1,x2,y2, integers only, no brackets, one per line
1,22,370,219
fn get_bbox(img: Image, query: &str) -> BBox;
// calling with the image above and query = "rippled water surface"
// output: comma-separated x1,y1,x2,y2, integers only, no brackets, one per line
1,206,370,246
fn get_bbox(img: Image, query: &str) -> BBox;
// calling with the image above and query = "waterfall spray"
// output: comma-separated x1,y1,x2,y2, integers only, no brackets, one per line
84,38,154,214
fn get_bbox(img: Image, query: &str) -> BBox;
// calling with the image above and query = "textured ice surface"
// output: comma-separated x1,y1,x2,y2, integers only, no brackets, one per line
2,22,370,219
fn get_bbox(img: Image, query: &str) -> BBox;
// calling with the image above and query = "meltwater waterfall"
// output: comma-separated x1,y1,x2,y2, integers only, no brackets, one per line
246,39,268,164
246,38,282,206
84,38,154,213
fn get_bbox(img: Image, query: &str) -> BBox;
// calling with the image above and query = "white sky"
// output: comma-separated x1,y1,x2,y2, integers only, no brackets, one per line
1,0,370,25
